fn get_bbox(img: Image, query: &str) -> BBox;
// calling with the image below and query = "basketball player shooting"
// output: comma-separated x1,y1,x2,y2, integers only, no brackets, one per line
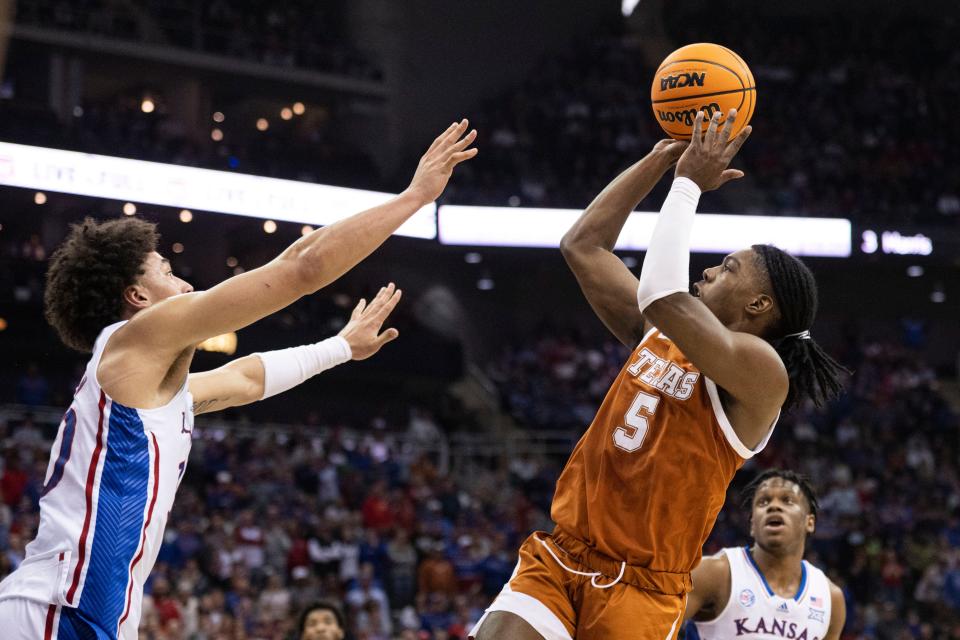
685,470,846,640
471,109,846,640
0,120,477,640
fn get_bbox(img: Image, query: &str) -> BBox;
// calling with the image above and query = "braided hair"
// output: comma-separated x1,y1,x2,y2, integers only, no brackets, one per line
752,244,848,409
741,468,819,519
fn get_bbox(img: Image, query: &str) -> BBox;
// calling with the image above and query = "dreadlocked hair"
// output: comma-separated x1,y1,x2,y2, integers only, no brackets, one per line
741,468,819,519
45,217,159,353
751,244,848,410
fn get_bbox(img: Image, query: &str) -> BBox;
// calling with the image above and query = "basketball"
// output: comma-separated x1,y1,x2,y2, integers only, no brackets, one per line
651,43,756,140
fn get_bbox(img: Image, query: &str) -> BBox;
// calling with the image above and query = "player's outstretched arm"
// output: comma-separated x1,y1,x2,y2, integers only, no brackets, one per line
560,140,686,347
188,285,401,415
117,121,477,360
638,109,786,447
684,554,731,622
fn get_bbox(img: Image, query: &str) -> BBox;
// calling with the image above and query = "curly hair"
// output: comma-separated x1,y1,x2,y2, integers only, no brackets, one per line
44,217,159,352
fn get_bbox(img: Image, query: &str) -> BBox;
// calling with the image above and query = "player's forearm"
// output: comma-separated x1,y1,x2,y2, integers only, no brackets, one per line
561,151,673,253
224,355,267,403
282,190,427,293
636,177,699,310
254,337,352,400
190,355,265,414
192,338,352,414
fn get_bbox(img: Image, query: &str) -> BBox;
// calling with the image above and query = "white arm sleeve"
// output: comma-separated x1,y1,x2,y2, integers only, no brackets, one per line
636,177,702,312
254,336,352,400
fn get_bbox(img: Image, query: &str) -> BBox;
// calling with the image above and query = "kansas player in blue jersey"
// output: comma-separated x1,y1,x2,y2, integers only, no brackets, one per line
683,470,846,640
0,120,478,639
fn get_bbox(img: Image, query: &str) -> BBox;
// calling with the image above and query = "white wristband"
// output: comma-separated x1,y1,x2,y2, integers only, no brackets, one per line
255,336,353,400
636,177,701,312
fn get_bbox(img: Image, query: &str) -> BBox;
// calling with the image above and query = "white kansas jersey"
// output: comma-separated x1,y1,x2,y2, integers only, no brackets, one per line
694,547,832,640
0,321,195,639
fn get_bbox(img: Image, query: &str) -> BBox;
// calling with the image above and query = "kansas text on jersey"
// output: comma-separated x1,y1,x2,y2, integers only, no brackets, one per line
694,547,832,640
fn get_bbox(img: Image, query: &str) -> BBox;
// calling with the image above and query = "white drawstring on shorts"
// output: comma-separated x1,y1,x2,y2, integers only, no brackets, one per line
537,535,626,589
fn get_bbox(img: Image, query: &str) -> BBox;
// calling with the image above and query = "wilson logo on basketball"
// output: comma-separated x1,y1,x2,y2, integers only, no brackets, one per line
656,103,721,127
650,43,756,139
660,72,706,91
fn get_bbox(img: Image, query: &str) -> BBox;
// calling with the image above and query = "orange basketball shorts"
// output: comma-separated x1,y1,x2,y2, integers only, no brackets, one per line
471,530,689,640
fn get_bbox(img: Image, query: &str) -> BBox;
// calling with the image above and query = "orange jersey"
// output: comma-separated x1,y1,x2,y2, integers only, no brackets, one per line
551,327,773,575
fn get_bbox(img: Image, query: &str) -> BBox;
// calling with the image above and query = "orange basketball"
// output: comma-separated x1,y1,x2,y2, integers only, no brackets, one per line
650,43,756,140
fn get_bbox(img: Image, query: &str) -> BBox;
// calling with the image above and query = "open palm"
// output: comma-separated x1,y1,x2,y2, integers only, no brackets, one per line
338,284,402,360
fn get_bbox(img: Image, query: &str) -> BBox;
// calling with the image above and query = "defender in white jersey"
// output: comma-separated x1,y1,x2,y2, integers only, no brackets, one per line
684,470,846,640
0,120,478,640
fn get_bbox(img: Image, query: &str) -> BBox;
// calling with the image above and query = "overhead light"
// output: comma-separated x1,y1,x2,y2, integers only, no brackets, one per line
123,202,137,215
212,111,225,123
179,209,193,223
301,225,314,236
477,277,495,290
141,98,155,113
622,256,639,268
621,0,642,16
211,128,224,141
197,332,238,355
292,102,305,115
464,252,482,264
256,118,269,131
280,107,293,120
34,192,47,205
931,288,945,303
73,106,84,118
226,256,238,268
172,242,184,254
263,220,277,233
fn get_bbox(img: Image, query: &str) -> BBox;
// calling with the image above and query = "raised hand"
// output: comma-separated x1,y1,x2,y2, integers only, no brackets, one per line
675,109,752,192
338,284,403,360
405,119,478,206
650,138,689,167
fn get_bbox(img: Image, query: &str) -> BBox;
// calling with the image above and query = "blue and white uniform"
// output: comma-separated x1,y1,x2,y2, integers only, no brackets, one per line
0,321,194,639
692,546,832,640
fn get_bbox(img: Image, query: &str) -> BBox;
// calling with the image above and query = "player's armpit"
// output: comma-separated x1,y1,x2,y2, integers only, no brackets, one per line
560,244,648,348
643,293,787,438
188,355,266,415
685,554,731,622
824,582,846,640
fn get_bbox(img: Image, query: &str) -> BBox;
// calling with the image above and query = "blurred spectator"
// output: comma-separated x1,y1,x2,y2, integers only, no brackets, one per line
346,562,392,636
0,453,28,508
418,542,457,597
16,0,381,79
387,528,418,609
15,364,49,406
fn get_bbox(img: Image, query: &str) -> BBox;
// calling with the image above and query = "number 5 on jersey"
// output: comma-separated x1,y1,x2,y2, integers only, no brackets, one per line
614,391,659,452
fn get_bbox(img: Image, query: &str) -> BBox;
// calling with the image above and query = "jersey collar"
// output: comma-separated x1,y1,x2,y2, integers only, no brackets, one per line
743,546,807,602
